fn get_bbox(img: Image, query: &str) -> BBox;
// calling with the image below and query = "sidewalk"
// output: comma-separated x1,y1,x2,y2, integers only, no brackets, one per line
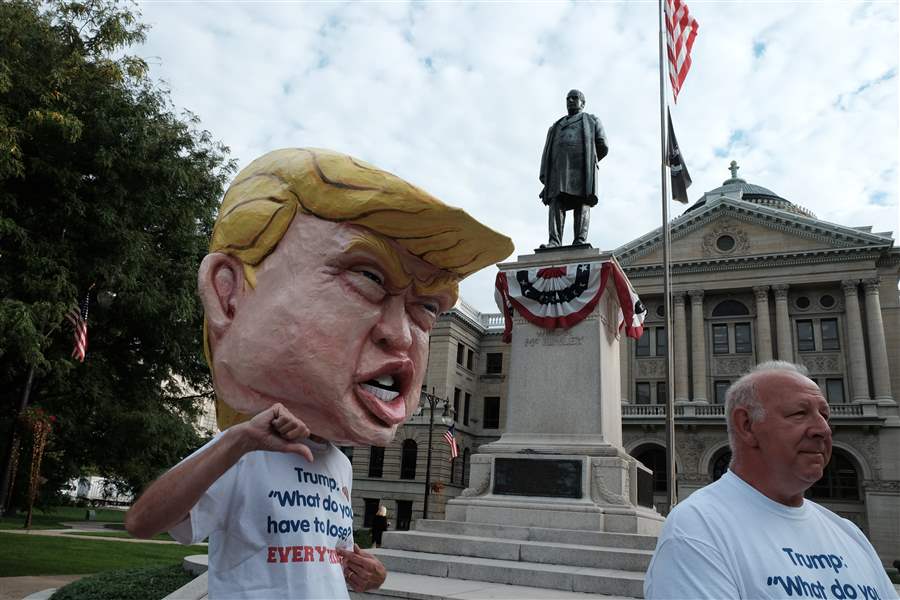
1,523,205,546
0,575,84,600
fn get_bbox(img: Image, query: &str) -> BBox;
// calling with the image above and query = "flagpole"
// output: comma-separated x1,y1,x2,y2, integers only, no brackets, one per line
658,0,678,512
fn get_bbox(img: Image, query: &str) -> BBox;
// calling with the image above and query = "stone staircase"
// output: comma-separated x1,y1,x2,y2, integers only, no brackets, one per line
358,519,657,599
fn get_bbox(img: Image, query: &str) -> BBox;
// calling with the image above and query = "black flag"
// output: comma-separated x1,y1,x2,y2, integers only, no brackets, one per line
667,108,692,204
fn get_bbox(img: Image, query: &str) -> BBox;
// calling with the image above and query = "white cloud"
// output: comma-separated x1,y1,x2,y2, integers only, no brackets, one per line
136,0,899,313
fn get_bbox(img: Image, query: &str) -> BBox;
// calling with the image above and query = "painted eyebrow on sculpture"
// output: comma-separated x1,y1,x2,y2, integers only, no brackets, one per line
343,232,459,301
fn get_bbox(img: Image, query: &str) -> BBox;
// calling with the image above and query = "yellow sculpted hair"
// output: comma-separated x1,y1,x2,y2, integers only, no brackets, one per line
206,148,513,429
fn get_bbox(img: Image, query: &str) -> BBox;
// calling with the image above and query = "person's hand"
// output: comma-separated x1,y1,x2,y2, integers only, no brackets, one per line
236,403,313,462
337,543,387,592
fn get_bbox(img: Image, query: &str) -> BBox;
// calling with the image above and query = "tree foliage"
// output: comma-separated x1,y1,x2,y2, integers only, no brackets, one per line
0,0,235,502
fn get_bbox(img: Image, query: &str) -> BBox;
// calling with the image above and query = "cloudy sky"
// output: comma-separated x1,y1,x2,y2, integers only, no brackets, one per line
135,1,898,314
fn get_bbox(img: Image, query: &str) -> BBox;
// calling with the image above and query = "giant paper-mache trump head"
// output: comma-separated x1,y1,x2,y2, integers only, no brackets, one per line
199,148,513,446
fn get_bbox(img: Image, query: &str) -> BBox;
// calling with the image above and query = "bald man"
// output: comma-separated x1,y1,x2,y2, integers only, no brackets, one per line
644,361,897,599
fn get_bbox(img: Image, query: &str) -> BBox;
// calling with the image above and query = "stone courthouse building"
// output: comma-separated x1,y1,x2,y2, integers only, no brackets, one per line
349,163,900,568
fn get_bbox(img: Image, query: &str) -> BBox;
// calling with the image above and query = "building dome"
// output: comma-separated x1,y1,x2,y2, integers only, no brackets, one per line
685,160,816,218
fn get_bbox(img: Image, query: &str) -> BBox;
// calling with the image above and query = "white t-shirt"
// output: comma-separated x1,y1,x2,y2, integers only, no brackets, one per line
644,470,897,600
170,434,355,599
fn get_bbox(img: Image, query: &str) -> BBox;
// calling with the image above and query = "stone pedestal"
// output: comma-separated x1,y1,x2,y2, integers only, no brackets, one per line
445,247,664,536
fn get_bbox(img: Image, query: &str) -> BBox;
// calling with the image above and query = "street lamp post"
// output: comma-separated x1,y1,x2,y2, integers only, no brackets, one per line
421,388,449,520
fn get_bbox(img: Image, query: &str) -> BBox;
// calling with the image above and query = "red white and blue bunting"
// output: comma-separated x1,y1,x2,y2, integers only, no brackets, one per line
494,260,647,343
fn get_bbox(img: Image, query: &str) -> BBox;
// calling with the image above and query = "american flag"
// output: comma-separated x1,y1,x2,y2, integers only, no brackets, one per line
665,0,699,103
443,424,459,459
66,292,90,362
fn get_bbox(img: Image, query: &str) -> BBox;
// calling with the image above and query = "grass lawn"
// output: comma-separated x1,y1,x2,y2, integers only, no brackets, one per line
0,505,127,530
60,530,175,542
0,532,206,577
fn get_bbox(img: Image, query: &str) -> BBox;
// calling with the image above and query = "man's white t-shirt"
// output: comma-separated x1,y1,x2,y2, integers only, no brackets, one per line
644,470,897,600
170,434,355,599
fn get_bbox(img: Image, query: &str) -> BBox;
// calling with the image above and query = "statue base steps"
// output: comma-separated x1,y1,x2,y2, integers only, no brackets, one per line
360,519,654,599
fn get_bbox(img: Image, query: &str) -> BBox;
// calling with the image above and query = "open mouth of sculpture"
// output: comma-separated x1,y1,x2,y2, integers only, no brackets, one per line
355,365,412,426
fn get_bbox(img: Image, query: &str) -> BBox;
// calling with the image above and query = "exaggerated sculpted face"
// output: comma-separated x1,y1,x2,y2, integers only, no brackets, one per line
202,213,456,446
752,371,832,503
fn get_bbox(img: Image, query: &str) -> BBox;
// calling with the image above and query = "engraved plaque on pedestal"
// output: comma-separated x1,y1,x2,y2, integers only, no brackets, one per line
493,458,582,498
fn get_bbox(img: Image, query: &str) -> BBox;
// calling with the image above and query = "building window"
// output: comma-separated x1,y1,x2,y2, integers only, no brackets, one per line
466,349,474,370
483,397,500,429
363,498,380,528
795,296,811,310
449,457,457,483
396,500,413,531
636,382,651,405
400,439,417,480
456,343,464,365
821,319,840,350
453,388,461,422
825,378,844,404
656,382,667,405
714,381,731,405
632,445,667,493
716,235,735,252
819,294,835,309
710,449,732,482
734,323,752,354
655,327,667,357
797,320,815,352
807,450,859,501
486,353,503,374
463,393,471,425
711,299,749,317
368,447,384,478
712,324,729,354
635,331,651,357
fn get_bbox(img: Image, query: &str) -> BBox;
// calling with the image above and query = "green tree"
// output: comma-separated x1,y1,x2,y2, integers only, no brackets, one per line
0,0,235,508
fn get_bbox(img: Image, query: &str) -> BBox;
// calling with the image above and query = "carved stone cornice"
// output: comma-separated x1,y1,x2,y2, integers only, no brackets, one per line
772,284,789,300
841,280,860,296
752,286,770,301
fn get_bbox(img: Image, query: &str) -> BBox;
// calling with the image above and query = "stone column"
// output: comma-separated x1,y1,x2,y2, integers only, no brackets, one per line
753,286,773,363
842,280,870,402
689,290,707,403
673,293,689,403
862,278,892,402
773,284,793,361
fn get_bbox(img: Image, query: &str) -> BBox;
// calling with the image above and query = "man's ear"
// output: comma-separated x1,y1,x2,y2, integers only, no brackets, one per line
198,253,246,340
731,406,760,448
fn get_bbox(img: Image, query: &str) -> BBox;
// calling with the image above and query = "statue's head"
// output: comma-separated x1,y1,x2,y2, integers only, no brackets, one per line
198,148,513,445
566,89,586,115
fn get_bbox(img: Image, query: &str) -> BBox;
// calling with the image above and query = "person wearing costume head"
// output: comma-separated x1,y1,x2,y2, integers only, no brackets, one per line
126,148,513,599
644,361,897,599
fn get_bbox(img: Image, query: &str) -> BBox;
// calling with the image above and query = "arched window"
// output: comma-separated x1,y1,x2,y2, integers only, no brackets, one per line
462,448,471,487
400,439,417,480
631,444,668,493
710,448,732,482
449,457,457,484
807,450,860,501
712,300,750,317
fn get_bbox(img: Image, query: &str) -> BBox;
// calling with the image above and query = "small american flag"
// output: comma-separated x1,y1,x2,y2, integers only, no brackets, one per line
443,424,459,459
665,0,699,103
66,292,90,362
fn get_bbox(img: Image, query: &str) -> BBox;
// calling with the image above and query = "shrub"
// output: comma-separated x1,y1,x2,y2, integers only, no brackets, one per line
51,564,193,600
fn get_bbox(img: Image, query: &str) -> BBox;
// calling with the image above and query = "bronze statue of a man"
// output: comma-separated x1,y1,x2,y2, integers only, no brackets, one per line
539,89,608,247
